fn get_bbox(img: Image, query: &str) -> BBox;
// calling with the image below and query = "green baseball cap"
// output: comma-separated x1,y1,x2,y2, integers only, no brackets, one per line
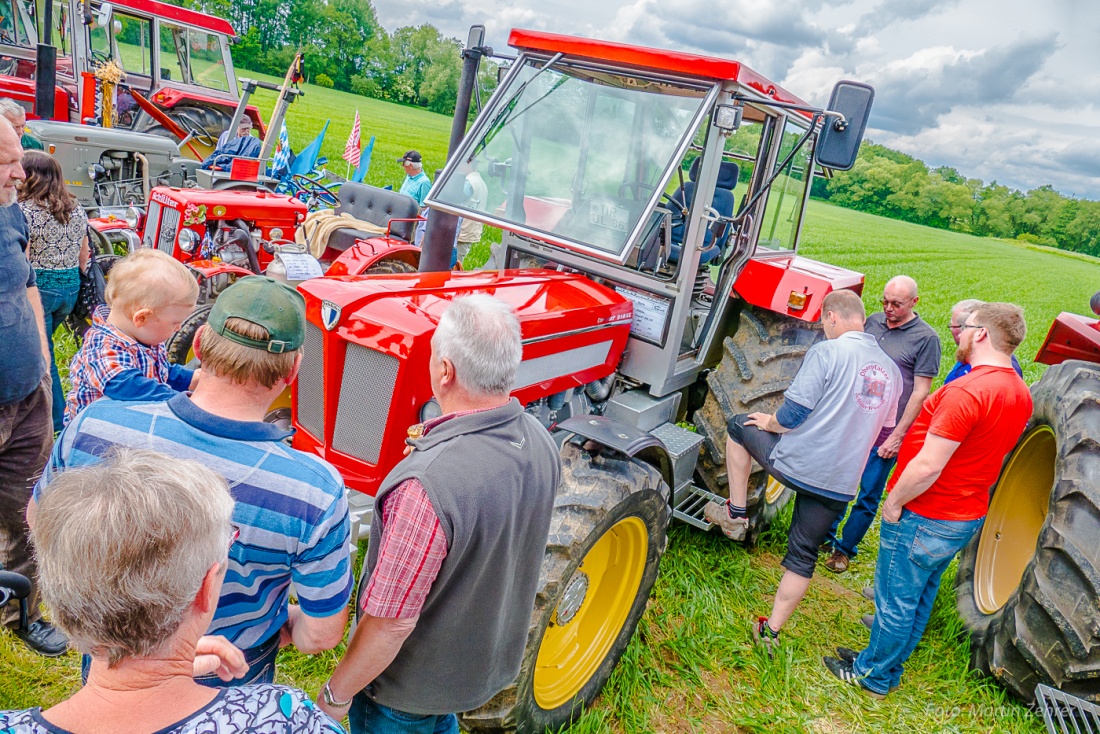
207,277,305,353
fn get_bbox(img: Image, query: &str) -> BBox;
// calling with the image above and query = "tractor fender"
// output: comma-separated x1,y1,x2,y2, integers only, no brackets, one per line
325,238,421,277
1034,312,1100,365
556,415,675,493
185,260,255,279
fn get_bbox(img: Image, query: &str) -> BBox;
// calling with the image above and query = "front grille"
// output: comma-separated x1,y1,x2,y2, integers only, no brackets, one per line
332,344,400,464
142,201,162,248
157,207,180,254
296,322,325,440
515,340,613,389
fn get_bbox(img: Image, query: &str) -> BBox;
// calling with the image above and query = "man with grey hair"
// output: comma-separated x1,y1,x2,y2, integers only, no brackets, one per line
945,298,1022,383
0,98,43,150
0,114,63,656
318,294,561,733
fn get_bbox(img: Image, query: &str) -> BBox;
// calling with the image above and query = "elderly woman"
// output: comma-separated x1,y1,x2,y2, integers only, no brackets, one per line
0,449,344,733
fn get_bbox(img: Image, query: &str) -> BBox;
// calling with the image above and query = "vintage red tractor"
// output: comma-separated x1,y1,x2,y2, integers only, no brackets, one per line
2,0,261,148
291,28,874,733
953,295,1100,705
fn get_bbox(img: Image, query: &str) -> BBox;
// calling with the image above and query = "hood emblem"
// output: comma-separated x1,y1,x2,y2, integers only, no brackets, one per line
321,300,341,331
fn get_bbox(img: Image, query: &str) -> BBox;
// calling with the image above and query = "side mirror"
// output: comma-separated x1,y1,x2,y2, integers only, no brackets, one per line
815,81,874,171
94,2,112,29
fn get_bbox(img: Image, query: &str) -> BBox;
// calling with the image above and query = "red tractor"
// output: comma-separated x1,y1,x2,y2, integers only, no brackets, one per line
1,0,261,151
953,296,1100,705
292,28,874,732
122,184,423,367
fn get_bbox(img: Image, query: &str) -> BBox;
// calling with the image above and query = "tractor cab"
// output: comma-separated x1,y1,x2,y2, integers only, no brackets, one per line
428,30,870,396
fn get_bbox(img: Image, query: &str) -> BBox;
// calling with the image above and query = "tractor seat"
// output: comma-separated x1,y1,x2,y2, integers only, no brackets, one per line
329,182,420,251
667,158,739,265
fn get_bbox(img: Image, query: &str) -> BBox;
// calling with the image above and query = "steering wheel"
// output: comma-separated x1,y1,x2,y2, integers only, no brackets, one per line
292,174,340,207
618,181,658,201
175,112,217,147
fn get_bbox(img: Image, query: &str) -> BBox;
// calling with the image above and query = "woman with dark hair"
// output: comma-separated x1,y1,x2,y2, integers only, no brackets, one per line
19,150,89,432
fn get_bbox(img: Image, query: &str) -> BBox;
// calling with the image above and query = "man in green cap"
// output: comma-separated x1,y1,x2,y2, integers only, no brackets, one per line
29,277,352,688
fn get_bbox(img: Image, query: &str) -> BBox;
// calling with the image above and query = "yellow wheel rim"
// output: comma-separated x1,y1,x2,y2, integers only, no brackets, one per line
765,476,786,504
533,516,648,710
975,425,1056,615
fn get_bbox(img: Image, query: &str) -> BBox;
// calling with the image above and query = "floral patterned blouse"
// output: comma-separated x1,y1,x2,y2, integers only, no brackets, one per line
19,200,88,275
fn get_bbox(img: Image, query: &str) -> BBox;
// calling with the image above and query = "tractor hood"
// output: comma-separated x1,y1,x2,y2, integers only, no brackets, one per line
293,269,633,496
149,187,307,222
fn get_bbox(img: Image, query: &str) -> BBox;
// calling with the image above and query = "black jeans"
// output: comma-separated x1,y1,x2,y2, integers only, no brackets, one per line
0,379,52,627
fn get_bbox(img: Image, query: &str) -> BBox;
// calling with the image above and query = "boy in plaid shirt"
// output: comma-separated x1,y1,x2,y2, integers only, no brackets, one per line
65,249,200,424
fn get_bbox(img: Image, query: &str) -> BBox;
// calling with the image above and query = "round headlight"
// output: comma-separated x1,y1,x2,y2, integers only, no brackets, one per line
124,205,141,229
178,228,200,253
419,398,443,423
269,227,284,241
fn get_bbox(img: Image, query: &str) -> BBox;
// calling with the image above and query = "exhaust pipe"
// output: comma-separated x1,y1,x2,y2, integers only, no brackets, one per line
419,26,488,273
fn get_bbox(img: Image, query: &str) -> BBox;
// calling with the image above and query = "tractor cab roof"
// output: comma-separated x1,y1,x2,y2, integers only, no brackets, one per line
110,0,237,36
508,29,809,108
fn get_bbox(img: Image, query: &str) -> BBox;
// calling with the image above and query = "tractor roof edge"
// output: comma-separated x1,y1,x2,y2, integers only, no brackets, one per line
508,29,810,108
112,0,236,37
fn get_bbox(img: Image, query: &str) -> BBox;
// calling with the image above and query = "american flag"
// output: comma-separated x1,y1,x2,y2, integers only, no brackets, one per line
272,120,292,175
343,110,361,168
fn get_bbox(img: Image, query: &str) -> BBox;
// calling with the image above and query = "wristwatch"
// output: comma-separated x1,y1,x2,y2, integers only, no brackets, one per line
322,681,354,708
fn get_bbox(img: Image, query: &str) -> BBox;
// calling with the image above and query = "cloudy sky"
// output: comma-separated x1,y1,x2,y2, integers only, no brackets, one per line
372,0,1100,200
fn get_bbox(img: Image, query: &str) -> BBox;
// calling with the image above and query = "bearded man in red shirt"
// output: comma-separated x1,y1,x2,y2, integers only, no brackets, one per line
823,302,1032,698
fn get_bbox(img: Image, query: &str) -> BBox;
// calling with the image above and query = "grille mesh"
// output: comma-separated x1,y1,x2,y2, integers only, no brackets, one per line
296,322,325,440
516,340,613,389
142,201,162,248
157,207,181,254
332,344,400,464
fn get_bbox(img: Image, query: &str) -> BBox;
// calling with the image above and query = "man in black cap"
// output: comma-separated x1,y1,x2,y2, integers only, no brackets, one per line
397,150,432,208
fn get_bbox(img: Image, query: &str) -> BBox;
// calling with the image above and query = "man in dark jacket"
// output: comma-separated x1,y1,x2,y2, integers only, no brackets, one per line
317,294,560,733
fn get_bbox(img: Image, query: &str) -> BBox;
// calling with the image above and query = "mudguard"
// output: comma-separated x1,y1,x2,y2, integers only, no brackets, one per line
325,237,421,277
556,414,675,492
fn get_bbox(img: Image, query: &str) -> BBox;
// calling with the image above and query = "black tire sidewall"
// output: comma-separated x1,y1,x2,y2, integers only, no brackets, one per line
166,305,213,366
515,486,668,734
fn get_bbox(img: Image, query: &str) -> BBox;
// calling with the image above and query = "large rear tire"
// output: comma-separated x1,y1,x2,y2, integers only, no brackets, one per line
955,360,1100,703
694,306,821,542
365,258,417,275
459,443,670,733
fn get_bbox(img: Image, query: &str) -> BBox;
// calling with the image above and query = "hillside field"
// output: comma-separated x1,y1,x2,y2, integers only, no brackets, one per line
3,77,1098,733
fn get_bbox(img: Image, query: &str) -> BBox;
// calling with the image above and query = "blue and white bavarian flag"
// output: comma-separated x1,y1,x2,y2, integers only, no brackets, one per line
271,121,292,176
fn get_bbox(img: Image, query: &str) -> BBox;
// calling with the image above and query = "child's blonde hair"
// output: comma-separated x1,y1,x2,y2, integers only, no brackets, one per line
104,249,199,315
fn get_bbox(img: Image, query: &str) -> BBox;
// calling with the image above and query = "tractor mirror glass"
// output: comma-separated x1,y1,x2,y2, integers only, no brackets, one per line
95,3,113,29
815,81,874,171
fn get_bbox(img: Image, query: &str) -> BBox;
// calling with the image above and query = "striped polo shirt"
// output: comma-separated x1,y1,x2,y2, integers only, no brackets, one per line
35,394,352,650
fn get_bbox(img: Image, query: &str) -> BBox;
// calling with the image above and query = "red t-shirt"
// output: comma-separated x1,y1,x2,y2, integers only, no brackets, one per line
887,365,1033,521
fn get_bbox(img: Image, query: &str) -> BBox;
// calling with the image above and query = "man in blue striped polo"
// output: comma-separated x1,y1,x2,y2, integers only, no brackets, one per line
29,277,351,687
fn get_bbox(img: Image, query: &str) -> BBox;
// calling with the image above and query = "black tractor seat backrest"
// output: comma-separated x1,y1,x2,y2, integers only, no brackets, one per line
667,157,740,263
335,182,421,243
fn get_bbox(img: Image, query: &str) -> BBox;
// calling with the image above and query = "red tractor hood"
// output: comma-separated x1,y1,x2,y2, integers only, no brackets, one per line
150,187,306,222
293,269,633,496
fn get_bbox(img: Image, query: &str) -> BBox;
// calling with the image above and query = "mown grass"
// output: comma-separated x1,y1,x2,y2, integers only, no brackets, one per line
7,80,1098,732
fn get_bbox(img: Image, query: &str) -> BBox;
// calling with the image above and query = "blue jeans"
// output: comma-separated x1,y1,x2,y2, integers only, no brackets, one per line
853,509,984,694
826,449,897,558
81,633,278,688
37,284,79,433
349,693,458,734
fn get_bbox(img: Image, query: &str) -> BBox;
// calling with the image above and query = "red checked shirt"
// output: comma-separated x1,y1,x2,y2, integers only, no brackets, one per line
359,407,489,619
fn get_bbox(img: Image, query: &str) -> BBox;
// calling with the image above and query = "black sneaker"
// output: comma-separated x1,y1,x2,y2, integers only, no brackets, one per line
13,620,68,657
823,656,886,700
833,649,901,692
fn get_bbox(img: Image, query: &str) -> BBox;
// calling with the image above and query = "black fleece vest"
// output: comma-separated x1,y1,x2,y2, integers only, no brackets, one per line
360,398,560,714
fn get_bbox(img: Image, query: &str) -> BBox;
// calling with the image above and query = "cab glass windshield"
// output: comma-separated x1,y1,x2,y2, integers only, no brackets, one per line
430,58,712,261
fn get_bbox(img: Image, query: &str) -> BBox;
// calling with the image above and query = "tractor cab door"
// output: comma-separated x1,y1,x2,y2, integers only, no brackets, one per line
85,5,152,126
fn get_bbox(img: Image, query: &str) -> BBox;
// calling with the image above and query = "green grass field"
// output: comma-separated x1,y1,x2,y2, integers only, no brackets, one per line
5,77,1099,732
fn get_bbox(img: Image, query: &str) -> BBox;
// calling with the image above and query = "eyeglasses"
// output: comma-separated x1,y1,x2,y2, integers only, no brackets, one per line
958,323,985,331
881,298,914,309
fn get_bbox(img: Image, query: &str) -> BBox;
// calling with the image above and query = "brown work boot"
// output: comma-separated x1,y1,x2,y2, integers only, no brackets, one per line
824,549,850,573
703,501,749,541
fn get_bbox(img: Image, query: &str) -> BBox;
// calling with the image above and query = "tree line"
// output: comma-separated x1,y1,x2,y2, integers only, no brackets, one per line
812,143,1100,257
177,0,496,115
